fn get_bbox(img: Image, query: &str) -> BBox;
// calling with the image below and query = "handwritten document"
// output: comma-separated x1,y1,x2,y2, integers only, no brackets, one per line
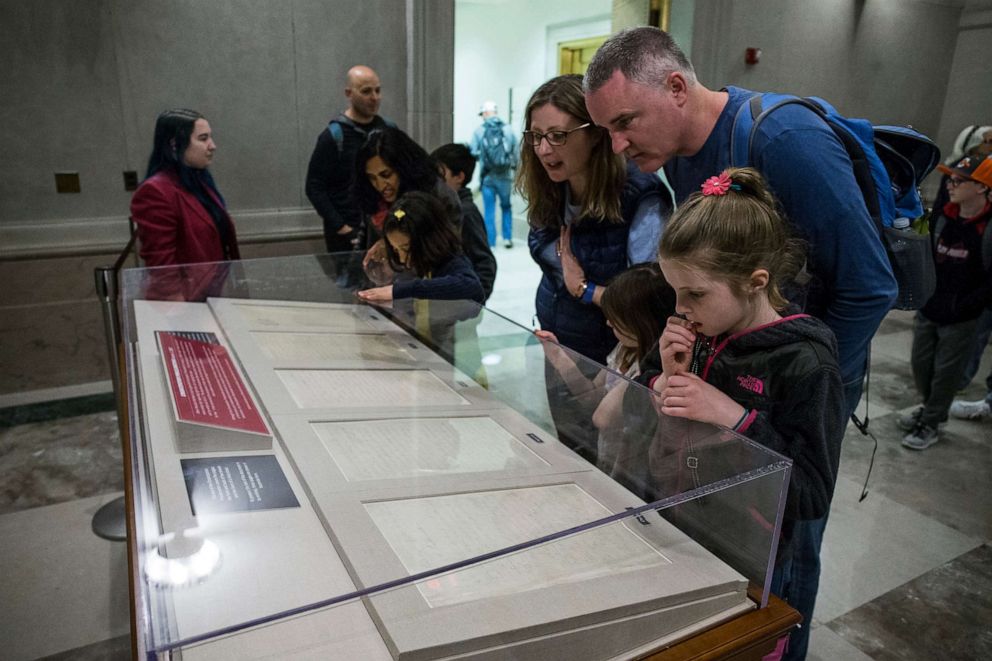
277,369,468,409
237,304,376,332
365,484,669,607
313,417,548,481
252,332,412,364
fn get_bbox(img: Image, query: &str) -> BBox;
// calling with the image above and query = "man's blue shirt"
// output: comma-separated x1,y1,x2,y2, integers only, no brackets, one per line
664,86,897,384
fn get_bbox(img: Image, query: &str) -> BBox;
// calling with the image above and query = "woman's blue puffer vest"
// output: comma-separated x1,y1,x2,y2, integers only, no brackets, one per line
529,162,666,364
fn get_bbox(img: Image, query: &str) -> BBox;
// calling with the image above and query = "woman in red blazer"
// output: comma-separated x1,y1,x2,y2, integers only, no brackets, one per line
130,109,240,267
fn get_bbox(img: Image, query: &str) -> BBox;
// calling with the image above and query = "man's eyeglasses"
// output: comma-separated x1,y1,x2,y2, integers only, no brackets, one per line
523,123,591,147
947,177,971,187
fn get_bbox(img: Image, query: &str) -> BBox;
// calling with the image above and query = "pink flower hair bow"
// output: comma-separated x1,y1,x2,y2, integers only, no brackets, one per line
701,172,737,196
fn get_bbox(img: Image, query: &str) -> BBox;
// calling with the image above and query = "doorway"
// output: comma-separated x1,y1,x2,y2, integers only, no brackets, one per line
558,35,608,76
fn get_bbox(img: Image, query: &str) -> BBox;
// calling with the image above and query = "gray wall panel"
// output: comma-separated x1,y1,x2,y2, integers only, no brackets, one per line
0,0,451,395
114,1,300,210
292,0,411,186
690,0,961,137
0,0,443,256
934,9,992,154
0,1,129,223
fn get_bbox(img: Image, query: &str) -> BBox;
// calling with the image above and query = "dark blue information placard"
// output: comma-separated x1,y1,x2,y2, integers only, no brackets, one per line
181,455,299,515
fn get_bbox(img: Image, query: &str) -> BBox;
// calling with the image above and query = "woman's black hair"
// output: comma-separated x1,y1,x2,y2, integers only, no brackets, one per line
353,127,440,214
382,191,463,276
143,109,233,255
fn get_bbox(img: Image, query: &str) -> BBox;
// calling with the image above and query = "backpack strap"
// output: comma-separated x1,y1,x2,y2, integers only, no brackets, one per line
327,120,345,153
729,94,762,168
731,92,885,233
327,114,396,154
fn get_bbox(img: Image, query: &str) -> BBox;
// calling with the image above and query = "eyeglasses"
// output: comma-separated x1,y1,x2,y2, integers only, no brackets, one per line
947,177,971,187
523,123,591,147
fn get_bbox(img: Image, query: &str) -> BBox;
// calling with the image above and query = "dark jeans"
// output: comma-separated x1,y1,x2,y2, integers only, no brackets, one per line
772,378,860,660
481,176,513,246
771,516,828,661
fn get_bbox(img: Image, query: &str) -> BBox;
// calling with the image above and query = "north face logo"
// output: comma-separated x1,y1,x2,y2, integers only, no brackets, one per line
736,375,765,395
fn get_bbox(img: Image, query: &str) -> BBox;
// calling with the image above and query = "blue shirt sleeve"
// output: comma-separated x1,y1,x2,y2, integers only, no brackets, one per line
752,117,897,384
627,193,665,264
392,255,485,303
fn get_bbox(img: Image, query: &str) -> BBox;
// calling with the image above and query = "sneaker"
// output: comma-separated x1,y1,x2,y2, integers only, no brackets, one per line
896,407,923,432
949,398,992,420
901,422,939,450
504,240,513,249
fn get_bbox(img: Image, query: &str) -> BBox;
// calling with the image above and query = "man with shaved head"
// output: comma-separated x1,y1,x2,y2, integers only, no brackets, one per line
306,65,395,253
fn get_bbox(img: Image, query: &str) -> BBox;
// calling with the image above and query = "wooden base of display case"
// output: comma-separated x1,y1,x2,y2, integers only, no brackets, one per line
642,587,800,660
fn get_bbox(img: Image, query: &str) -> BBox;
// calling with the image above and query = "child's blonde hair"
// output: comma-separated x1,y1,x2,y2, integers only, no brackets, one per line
658,167,805,311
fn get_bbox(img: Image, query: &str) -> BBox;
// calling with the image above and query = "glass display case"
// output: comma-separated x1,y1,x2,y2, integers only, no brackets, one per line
119,253,794,660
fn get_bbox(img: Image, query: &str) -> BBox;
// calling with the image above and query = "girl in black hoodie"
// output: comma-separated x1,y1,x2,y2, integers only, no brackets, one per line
643,167,845,661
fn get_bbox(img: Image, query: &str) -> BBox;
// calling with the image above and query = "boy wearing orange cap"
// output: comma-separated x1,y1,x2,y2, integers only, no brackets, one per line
900,155,992,448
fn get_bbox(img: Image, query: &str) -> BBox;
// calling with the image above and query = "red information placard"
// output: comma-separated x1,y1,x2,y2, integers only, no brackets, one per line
157,331,271,446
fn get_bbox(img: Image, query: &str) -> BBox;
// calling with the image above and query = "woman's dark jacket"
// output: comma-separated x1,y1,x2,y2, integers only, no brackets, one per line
528,162,666,364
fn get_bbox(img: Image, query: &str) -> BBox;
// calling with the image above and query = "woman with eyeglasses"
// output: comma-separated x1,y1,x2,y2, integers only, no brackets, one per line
518,74,671,462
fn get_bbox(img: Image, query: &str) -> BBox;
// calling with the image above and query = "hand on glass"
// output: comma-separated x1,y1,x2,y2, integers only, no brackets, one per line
357,285,394,302
535,329,572,372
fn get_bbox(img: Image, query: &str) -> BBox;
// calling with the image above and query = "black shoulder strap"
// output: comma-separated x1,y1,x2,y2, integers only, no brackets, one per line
328,113,393,155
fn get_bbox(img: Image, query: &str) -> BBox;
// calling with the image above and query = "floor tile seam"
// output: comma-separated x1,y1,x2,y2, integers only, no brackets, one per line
0,381,114,409
830,475,990,544
0,490,125,522
828,475,986,542
818,541,992,633
0,298,101,312
818,538,988,626
0,393,117,429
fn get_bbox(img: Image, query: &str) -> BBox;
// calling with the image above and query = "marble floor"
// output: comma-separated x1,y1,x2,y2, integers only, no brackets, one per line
1,233,990,660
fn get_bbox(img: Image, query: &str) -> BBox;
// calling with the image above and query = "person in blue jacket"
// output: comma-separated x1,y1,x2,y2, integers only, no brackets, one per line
584,27,897,661
516,74,670,462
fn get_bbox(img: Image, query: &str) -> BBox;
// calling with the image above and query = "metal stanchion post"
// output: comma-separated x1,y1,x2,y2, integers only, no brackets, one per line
91,265,127,541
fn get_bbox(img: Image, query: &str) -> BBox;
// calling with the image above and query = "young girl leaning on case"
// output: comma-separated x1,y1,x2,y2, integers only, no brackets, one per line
645,167,846,656
357,191,484,304
536,262,675,477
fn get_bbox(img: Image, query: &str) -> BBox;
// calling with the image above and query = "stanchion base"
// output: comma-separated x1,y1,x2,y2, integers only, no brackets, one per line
91,495,127,541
